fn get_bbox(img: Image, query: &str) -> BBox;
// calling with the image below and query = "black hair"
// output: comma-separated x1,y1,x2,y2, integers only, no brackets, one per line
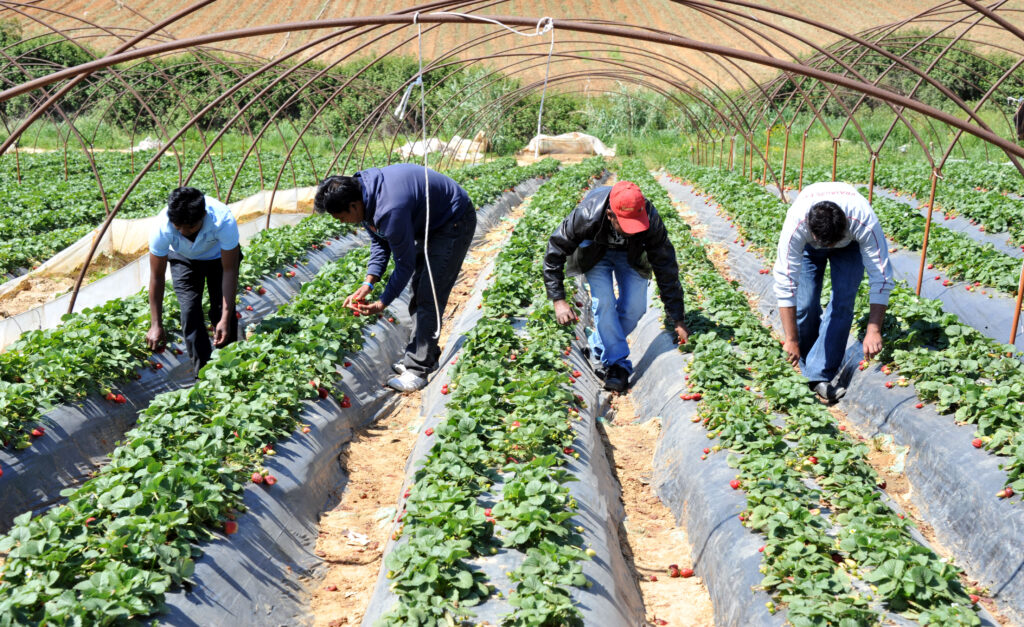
314,175,362,215
167,187,207,227
807,200,847,247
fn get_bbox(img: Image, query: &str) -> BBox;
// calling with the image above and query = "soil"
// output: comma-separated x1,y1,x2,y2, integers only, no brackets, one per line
0,276,76,319
308,201,527,626
602,392,716,626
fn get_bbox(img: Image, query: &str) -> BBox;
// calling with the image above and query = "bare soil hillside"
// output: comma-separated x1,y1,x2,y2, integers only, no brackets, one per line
17,0,1019,89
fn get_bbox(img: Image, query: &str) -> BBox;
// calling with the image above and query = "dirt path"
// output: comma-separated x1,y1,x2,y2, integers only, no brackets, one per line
308,203,526,626
669,183,1010,626
603,392,715,626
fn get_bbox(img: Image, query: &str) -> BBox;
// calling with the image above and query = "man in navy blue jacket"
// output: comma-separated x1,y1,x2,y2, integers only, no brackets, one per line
314,163,476,392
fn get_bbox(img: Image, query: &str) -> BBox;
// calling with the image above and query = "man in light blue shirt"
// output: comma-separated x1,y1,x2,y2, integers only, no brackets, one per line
147,187,241,373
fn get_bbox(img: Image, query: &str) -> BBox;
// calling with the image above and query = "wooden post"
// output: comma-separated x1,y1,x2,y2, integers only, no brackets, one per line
915,168,940,296
799,131,807,190
14,143,21,183
780,126,791,192
868,153,877,205
832,138,839,181
1011,260,1024,345
761,127,771,185
729,137,735,170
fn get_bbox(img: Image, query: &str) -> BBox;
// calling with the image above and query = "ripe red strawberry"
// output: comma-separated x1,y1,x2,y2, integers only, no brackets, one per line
343,361,352,368
245,286,252,291
678,567,694,578
154,362,163,370
302,426,311,434
510,353,517,361
808,456,818,465
838,425,847,431
85,516,96,526
969,594,980,604
572,370,582,378
276,272,283,278
511,420,521,428
885,381,894,389
388,317,395,323
668,564,680,577
258,287,267,295
927,263,934,269
0,466,3,477
972,438,983,448
425,428,434,436
485,517,496,525
224,521,238,535
691,393,702,401
105,392,116,401
441,385,449,395
649,575,658,582
115,394,126,404
729,479,741,490
564,348,571,356
564,447,575,454
758,545,765,553
997,487,1014,498
340,398,351,408
264,475,277,486
484,508,492,517
352,311,360,317
318,387,329,399
703,448,710,454
251,472,264,484
915,403,924,409
31,427,44,437
324,584,337,592
246,305,253,311
236,312,242,319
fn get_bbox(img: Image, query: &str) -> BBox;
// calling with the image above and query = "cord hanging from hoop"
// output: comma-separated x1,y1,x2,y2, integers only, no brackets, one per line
411,13,556,339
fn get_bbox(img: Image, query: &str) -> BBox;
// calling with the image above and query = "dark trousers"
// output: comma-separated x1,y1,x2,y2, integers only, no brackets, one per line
403,205,476,376
168,252,240,373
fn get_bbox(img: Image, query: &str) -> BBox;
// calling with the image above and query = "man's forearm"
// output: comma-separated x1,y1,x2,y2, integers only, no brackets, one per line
222,269,238,316
866,303,886,333
780,306,798,342
149,276,165,327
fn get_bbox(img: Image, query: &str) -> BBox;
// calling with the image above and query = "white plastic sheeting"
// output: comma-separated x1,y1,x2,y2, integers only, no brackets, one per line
520,131,617,157
398,130,488,161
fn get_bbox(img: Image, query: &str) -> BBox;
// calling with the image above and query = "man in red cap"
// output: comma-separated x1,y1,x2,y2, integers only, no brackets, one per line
544,180,688,393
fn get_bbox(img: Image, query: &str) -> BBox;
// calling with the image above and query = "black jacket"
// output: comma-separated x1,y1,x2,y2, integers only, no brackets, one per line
543,186,686,322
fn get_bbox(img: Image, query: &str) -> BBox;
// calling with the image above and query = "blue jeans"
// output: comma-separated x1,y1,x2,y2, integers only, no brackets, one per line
585,249,649,375
796,241,864,382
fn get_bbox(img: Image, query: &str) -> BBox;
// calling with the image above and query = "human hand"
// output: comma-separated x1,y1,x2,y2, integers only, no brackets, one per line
354,300,385,316
782,339,800,367
674,322,689,345
553,300,578,325
343,285,372,309
145,324,166,351
862,329,883,360
213,319,231,347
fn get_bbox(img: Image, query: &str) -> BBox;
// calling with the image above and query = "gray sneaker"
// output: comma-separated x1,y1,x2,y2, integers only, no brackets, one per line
392,362,407,375
810,381,846,402
387,370,426,392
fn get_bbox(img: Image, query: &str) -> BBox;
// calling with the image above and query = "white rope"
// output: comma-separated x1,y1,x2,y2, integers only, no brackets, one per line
411,12,556,338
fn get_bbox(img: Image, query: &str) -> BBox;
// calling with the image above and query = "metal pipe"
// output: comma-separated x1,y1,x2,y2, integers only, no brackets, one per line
761,126,771,185
799,131,807,190
832,137,839,181
915,168,940,296
868,152,877,205
780,125,790,192
1011,260,1024,345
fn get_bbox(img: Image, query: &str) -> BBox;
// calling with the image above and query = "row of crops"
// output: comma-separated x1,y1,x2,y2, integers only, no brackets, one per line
0,156,556,449
797,159,1024,245
0,148,394,281
0,157,560,624
669,161,1024,496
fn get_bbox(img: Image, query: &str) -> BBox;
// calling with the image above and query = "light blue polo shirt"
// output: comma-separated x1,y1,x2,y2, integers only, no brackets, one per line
149,196,239,261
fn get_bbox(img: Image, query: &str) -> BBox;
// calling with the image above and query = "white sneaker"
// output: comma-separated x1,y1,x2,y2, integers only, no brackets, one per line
392,362,407,375
387,370,426,392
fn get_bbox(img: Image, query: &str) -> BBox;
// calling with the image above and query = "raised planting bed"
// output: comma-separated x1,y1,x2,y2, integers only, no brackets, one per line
617,159,989,626
360,159,649,626
0,163,558,625
660,162,1021,625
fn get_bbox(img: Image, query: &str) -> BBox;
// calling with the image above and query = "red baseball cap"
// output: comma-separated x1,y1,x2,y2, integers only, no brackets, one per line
608,181,649,234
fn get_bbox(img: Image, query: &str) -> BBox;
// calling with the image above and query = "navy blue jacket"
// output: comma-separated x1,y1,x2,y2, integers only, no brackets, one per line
359,164,472,306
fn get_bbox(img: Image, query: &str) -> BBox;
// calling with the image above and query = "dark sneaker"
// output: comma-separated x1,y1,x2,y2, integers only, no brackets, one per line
604,365,629,393
809,381,846,402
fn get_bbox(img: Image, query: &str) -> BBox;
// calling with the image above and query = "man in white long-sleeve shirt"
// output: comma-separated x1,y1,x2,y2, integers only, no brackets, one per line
773,182,894,402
